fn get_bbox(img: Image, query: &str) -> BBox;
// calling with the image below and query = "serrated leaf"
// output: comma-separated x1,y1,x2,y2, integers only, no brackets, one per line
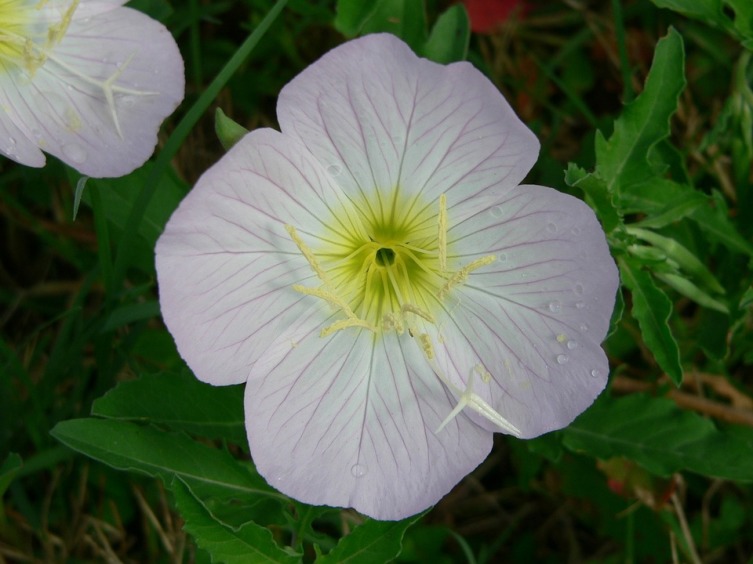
51,419,281,501
422,4,469,64
619,257,683,384
92,371,246,445
317,513,425,564
650,0,753,43
596,28,686,192
171,478,299,564
564,163,622,233
563,393,753,481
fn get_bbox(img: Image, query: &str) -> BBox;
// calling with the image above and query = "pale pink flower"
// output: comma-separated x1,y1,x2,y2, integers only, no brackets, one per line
156,34,618,520
0,0,184,177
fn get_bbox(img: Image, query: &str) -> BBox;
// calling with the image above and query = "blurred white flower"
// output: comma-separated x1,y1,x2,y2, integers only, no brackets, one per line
0,0,184,177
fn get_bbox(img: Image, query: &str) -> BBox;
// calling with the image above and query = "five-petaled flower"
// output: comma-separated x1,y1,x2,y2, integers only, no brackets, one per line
0,0,184,177
156,34,618,520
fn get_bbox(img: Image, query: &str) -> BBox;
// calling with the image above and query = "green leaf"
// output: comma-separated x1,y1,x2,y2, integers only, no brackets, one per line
171,478,299,564
317,513,426,563
564,163,622,234
92,371,246,445
51,419,282,501
337,0,427,51
563,393,753,481
422,4,469,64
595,28,686,192
618,257,683,384
101,300,161,332
650,0,753,44
215,108,249,151
688,191,753,258
0,453,22,499
654,272,729,313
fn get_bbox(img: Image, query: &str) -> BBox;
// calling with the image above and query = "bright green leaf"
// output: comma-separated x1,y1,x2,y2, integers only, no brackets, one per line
595,28,686,192
317,512,426,563
171,478,299,564
422,4,469,64
334,0,379,36
619,257,683,385
359,0,427,51
564,163,622,233
654,272,729,313
215,108,249,151
92,371,246,445
564,393,753,481
51,419,282,501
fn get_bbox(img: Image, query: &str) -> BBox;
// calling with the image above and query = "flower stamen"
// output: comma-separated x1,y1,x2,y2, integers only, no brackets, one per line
438,255,496,299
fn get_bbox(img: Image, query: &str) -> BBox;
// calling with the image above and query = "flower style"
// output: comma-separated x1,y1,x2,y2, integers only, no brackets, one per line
0,0,184,177
156,34,618,520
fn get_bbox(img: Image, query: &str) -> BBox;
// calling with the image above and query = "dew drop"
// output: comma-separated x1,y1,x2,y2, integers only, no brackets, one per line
546,222,557,233
548,301,561,313
590,369,602,378
62,144,86,164
571,226,582,235
567,340,578,350
575,301,585,310
556,354,569,364
350,463,367,478
489,205,504,218
579,323,589,332
498,252,507,262
326,164,341,176
120,95,137,108
7,137,15,146
574,283,584,295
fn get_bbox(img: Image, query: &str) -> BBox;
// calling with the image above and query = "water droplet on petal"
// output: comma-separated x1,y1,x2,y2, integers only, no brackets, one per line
548,301,561,313
579,323,589,332
498,252,507,262
62,144,86,164
567,340,578,350
571,226,582,235
351,463,367,478
489,205,504,218
590,369,602,378
574,283,584,295
546,222,557,233
575,301,585,310
326,164,341,176
556,354,569,364
120,95,137,108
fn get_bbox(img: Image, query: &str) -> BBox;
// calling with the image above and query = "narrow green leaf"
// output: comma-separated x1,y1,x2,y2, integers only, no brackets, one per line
564,393,753,481
689,191,753,258
92,371,246,445
72,175,88,221
619,257,683,384
596,28,686,192
422,4,469,64
0,453,22,499
101,301,161,332
359,0,427,52
741,285,753,308
171,478,299,564
654,272,729,313
51,419,283,501
317,513,426,564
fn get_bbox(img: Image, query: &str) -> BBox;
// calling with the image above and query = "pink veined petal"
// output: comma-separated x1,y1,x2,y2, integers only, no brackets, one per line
245,323,492,521
277,33,540,221
156,128,364,387
428,185,619,438
0,6,184,177
0,107,45,168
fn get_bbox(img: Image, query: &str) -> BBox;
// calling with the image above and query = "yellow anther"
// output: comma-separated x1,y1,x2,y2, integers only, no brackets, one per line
47,0,79,47
475,364,492,384
286,225,332,287
401,303,435,324
438,255,496,299
292,285,355,317
438,194,448,273
419,333,434,360
320,318,375,337
382,312,405,334
556,334,567,343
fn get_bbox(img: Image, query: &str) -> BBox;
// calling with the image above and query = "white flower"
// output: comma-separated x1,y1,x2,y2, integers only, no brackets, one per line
0,0,184,177
156,34,619,520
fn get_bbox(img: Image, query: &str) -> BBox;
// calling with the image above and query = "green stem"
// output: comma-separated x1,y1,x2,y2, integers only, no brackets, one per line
612,0,634,103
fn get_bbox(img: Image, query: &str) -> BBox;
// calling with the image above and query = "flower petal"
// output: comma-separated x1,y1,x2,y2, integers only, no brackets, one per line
277,33,539,217
0,6,183,177
245,324,492,520
429,185,619,438
156,128,362,386
0,109,45,168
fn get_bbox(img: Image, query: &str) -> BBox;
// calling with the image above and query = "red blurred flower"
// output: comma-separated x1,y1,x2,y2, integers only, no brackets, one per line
463,0,529,34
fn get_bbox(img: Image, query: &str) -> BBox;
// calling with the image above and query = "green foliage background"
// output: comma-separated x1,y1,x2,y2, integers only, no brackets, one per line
2,0,753,561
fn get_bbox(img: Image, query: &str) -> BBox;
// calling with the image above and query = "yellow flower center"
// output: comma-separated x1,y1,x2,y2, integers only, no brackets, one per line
0,0,78,75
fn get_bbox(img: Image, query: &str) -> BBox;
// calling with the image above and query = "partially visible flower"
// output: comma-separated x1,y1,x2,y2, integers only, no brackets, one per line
463,0,529,34
0,0,184,177
156,34,618,520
